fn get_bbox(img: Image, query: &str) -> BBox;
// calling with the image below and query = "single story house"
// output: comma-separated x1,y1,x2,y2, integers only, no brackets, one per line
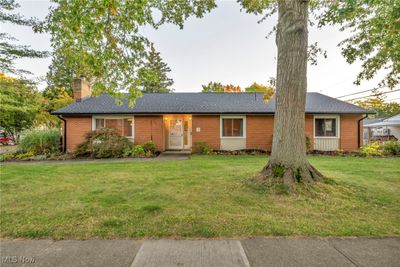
363,114,400,144
53,79,374,152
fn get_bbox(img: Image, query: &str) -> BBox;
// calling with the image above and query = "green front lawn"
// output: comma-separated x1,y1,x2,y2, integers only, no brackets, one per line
1,156,399,238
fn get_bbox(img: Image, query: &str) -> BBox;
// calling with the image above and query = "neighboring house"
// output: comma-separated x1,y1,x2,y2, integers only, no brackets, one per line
53,79,374,153
363,114,400,144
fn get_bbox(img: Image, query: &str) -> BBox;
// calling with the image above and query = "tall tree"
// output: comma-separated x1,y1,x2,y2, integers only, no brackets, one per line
45,53,75,96
0,73,41,142
245,82,275,101
0,0,47,74
39,0,216,104
238,0,400,189
138,43,174,93
202,81,224,93
260,0,323,187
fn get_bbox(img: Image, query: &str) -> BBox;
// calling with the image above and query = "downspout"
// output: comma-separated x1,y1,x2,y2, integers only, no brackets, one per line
358,115,368,148
58,116,67,153
150,120,153,141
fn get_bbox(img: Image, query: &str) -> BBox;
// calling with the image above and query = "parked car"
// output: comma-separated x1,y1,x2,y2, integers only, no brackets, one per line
0,133,14,145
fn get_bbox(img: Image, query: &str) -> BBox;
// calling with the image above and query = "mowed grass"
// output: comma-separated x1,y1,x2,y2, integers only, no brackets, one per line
0,155,399,239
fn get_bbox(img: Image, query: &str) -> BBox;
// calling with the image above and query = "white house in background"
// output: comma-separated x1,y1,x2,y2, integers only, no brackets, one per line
363,114,400,144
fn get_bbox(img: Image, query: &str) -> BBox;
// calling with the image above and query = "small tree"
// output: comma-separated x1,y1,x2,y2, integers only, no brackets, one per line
245,82,275,101
202,81,224,93
0,73,41,143
138,43,174,93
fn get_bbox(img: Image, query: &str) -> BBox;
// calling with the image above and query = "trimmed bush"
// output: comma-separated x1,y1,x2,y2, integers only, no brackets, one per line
0,152,15,162
15,151,34,160
193,141,213,154
142,141,157,154
381,141,400,155
122,144,157,158
19,129,61,155
75,128,133,158
358,141,400,157
359,142,383,157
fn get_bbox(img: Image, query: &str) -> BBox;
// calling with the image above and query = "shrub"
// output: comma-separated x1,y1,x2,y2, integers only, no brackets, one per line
132,145,146,157
359,142,383,157
193,141,213,154
122,143,156,158
19,129,61,155
75,128,133,158
0,152,15,162
305,136,312,152
381,141,400,155
15,151,34,160
142,141,157,154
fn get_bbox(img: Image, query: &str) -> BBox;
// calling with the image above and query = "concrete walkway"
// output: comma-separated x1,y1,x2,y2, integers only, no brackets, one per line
1,237,399,267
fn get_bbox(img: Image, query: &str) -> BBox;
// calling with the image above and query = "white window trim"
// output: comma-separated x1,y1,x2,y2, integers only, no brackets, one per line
92,115,135,141
220,115,246,139
313,115,340,139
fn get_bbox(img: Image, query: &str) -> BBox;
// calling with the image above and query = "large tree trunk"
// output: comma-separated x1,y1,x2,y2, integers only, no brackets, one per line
260,0,322,190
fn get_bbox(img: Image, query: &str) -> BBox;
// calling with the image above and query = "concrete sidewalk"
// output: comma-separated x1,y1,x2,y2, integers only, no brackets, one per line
1,237,399,267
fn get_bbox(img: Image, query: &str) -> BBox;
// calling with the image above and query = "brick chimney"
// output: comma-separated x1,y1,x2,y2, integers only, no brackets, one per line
72,78,91,102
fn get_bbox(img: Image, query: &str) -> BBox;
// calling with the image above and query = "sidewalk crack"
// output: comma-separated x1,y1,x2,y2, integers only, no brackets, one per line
329,242,360,267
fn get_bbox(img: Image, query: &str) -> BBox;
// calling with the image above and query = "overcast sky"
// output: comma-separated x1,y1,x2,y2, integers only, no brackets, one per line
2,0,399,102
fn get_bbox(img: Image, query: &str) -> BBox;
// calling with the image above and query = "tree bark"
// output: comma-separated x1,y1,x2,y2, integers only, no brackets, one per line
260,0,323,190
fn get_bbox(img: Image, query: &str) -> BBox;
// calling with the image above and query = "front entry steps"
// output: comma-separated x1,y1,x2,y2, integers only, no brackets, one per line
158,150,191,160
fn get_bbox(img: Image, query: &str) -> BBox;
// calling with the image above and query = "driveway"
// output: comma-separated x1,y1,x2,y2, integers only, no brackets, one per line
1,237,399,267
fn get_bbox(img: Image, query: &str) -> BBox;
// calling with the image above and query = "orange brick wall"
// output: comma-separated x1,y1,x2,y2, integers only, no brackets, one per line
245,115,314,151
340,114,362,151
192,115,220,150
305,115,314,150
64,117,92,152
246,115,274,150
62,114,362,153
134,115,164,151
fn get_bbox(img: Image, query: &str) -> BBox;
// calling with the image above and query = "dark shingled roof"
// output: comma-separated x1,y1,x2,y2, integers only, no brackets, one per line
53,92,374,115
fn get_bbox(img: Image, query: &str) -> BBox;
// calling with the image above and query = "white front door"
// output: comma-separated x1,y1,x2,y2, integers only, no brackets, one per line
169,119,183,149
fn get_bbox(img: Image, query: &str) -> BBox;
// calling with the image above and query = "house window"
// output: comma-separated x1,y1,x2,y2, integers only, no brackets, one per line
95,119,105,129
222,118,244,137
93,117,134,141
315,118,337,137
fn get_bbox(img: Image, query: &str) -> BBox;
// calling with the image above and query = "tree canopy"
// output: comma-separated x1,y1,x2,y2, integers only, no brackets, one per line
201,82,242,93
239,0,400,91
355,97,400,118
0,73,41,142
318,0,400,90
138,43,174,93
245,82,275,101
0,0,48,75
202,81,224,93
39,0,216,104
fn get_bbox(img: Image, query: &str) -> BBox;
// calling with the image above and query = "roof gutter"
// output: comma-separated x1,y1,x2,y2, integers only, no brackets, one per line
58,116,67,153
358,115,369,148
